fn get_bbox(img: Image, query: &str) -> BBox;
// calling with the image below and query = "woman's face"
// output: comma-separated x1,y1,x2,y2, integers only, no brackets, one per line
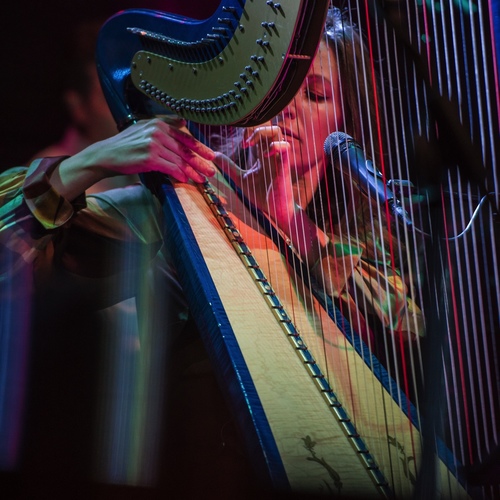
274,39,343,177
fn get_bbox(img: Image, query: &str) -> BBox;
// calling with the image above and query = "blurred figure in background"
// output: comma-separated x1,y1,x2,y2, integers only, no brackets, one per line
6,17,146,498
29,18,137,192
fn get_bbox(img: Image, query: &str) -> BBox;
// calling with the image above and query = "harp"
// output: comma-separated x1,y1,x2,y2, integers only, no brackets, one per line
96,0,499,497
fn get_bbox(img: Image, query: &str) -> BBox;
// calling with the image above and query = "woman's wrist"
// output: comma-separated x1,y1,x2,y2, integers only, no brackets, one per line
50,149,106,201
23,156,87,229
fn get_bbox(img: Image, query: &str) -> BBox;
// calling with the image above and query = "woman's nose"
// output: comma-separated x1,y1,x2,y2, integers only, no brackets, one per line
275,96,298,122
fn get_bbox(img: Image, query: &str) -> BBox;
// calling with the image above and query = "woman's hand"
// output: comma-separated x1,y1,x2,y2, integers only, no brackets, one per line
242,124,295,218
243,124,329,265
50,116,217,200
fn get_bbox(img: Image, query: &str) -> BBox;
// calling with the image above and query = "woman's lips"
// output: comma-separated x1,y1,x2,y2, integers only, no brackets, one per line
280,127,299,141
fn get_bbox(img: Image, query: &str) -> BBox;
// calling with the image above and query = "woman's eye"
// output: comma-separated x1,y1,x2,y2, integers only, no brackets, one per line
306,89,326,102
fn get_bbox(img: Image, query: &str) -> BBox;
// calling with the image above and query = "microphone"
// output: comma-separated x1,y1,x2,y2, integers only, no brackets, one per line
324,132,413,227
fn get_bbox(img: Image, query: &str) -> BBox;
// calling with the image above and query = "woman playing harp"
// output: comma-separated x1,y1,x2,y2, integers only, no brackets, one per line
213,6,424,349
0,6,431,498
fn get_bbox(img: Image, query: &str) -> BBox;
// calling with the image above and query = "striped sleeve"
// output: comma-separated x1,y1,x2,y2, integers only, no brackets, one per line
22,157,86,229
0,157,86,281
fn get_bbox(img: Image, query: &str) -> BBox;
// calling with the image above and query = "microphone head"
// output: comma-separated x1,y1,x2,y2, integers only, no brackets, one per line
324,131,353,162
324,131,353,153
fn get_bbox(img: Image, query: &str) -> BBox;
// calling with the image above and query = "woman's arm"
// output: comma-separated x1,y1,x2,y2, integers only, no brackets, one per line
0,116,217,285
50,117,216,201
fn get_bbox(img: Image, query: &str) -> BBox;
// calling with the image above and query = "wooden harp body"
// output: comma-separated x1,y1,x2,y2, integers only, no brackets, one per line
96,1,500,497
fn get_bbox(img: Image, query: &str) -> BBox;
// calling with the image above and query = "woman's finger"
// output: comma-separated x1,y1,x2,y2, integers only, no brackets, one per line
266,141,290,158
167,125,216,162
244,125,282,148
152,120,217,179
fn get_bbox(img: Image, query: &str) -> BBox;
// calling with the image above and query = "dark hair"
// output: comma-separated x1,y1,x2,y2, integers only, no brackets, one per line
305,7,383,228
316,7,403,266
323,7,381,161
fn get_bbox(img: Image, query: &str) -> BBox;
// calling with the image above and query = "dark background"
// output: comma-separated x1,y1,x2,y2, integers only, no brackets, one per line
0,0,220,170
2,2,499,497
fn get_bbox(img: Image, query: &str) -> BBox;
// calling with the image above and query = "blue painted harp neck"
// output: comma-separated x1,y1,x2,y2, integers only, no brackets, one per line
96,0,330,130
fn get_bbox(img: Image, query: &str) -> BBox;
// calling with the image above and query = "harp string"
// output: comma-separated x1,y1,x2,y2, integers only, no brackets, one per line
412,0,498,480
441,178,475,464
468,193,497,449
340,0,419,451
402,3,464,482
392,30,427,404
360,1,420,422
450,0,496,467
406,0,471,468
488,0,500,144
455,181,484,457
308,52,368,413
417,0,470,459
361,4,434,474
313,34,365,385
481,1,500,205
473,1,495,164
